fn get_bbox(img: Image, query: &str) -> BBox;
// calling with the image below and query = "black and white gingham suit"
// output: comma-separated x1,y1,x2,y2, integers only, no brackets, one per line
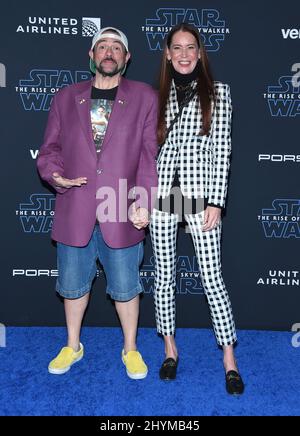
150,81,237,346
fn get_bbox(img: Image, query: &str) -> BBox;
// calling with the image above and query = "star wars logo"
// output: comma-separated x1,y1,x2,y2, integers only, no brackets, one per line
16,194,55,233
140,255,204,295
263,66,300,117
142,8,230,51
15,69,92,111
258,199,300,239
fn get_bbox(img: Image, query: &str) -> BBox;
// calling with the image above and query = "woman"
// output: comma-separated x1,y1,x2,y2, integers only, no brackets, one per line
150,23,244,395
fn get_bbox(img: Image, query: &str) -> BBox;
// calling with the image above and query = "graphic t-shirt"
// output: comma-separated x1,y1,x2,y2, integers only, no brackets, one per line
91,86,118,154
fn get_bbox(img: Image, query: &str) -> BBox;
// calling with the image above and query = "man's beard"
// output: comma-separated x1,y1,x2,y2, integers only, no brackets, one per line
96,59,124,77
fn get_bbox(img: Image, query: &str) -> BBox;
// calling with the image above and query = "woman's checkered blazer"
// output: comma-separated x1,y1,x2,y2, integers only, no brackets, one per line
150,80,237,346
156,80,232,207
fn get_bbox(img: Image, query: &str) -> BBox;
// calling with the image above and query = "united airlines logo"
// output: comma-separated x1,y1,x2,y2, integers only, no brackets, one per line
142,8,230,51
140,256,204,295
16,16,101,37
263,72,300,117
258,199,300,239
82,18,101,36
257,270,300,287
16,194,55,233
15,69,92,111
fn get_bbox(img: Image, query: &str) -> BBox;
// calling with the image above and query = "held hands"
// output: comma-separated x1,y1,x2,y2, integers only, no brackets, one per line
52,172,87,189
129,202,150,230
202,206,221,232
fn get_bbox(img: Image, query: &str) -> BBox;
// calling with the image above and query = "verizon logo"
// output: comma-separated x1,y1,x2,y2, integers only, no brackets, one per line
30,149,39,159
281,28,300,39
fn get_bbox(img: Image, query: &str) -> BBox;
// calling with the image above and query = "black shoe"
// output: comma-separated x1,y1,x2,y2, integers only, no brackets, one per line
159,357,179,380
225,370,245,395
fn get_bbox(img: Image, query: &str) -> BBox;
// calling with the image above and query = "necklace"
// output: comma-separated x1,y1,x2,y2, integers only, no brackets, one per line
175,83,192,92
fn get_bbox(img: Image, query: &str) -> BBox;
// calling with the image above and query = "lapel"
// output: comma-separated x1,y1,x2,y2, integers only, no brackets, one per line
75,79,96,159
168,80,179,119
100,77,131,152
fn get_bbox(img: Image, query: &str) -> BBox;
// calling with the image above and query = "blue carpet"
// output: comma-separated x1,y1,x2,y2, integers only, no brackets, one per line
0,327,299,416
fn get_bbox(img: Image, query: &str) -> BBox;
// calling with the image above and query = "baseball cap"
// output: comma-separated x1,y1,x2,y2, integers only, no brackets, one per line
89,27,129,74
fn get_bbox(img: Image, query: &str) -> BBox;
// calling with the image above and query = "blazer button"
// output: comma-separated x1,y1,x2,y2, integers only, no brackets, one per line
97,169,102,175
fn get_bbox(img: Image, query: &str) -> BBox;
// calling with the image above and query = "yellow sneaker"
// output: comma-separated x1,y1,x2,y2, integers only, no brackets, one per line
122,349,148,379
48,343,84,375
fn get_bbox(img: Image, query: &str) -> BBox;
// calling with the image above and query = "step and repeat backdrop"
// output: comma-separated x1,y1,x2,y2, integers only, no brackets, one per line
1,1,299,330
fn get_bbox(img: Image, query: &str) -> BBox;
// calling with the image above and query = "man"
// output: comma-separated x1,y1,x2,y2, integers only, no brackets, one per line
37,27,158,379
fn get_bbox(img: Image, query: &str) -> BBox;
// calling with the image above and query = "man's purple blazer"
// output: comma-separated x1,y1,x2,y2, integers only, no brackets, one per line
37,77,158,248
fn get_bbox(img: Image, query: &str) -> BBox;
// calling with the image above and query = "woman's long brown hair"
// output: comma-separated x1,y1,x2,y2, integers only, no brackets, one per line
157,23,215,145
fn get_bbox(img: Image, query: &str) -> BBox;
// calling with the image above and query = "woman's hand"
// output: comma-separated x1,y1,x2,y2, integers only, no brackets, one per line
129,202,150,230
202,206,221,232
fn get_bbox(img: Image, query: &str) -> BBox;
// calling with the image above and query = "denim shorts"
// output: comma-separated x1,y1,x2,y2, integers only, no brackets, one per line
56,225,144,301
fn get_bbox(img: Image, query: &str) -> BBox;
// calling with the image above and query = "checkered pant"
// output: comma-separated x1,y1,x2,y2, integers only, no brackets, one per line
150,208,237,346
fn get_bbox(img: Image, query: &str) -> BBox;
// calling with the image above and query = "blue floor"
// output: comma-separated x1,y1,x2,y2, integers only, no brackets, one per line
0,327,299,416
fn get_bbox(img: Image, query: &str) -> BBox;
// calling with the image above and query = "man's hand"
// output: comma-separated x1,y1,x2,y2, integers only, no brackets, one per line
52,172,87,189
202,206,221,232
129,202,150,230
